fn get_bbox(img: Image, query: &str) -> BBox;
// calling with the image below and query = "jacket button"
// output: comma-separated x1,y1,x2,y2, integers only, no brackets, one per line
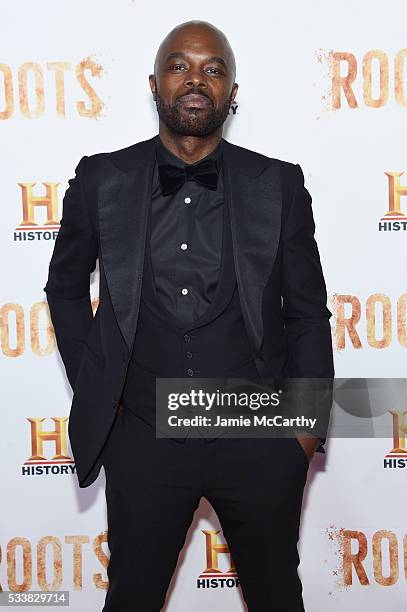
186,351,193,359
183,334,191,343
186,368,194,376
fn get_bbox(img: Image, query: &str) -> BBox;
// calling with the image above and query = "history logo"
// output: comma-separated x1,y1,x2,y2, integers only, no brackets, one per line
22,416,75,479
13,182,61,242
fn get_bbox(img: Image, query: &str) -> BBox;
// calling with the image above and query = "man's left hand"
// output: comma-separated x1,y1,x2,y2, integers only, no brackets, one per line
294,431,321,462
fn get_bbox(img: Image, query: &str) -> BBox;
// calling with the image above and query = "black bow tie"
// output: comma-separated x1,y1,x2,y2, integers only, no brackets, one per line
158,158,218,196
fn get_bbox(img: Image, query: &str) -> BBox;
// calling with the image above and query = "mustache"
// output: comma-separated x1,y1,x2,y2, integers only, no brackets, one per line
177,91,213,105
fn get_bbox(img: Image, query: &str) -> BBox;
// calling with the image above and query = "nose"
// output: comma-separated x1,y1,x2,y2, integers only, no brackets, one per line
184,72,207,90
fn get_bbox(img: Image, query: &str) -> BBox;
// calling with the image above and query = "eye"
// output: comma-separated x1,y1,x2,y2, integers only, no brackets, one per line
206,67,224,75
170,63,187,71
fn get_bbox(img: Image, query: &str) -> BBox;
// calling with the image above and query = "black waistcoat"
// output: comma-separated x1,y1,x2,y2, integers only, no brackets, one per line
121,189,261,438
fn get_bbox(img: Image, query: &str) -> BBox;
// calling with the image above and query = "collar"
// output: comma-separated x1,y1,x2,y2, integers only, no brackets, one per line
105,134,275,179
155,135,224,169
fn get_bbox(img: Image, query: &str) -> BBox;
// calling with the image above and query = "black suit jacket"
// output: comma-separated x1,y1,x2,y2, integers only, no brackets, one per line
44,134,335,488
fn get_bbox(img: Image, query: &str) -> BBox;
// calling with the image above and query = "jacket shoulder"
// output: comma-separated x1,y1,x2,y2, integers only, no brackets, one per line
84,135,158,175
223,139,299,181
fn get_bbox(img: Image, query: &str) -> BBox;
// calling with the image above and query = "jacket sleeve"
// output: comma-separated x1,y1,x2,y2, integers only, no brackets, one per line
281,163,335,452
43,155,98,391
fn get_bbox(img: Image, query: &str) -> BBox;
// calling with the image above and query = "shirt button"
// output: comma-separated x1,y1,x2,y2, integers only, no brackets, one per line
183,334,191,343
181,288,188,295
180,243,188,250
186,351,193,359
187,368,194,376
184,196,191,204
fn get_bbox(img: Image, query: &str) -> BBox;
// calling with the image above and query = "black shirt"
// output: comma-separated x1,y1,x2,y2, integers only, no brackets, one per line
150,136,225,324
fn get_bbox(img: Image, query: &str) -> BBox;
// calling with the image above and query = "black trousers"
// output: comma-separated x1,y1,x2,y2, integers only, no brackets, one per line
101,405,309,612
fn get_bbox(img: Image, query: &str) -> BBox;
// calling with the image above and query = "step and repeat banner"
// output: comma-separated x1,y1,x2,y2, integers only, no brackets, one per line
1,1,406,610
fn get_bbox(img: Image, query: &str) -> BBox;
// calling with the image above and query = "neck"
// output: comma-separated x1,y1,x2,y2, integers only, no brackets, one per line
158,123,222,164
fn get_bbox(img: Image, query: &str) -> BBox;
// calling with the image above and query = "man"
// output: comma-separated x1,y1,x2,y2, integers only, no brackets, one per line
44,19,334,612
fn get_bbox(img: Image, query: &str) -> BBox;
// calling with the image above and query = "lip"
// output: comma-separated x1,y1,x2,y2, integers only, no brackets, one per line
178,93,212,109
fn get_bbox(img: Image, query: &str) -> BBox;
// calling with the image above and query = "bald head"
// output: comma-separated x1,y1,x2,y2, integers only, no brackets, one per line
149,20,238,140
153,20,236,82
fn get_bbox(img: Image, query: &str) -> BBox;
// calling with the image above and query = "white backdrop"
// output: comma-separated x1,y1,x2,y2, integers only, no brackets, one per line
1,1,406,610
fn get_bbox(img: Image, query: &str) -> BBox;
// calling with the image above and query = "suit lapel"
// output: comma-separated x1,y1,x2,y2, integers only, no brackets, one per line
97,136,157,353
97,135,283,357
222,140,282,355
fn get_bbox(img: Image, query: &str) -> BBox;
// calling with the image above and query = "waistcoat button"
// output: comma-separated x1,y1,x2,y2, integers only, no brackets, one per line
186,368,194,376
186,351,193,359
183,334,191,343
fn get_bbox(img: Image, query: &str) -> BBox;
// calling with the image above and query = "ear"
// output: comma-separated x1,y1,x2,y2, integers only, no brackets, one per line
149,74,157,100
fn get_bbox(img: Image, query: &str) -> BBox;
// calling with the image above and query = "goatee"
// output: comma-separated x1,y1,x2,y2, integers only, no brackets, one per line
155,92,231,137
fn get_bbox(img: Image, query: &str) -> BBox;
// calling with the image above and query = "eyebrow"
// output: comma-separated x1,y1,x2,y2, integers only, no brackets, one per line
164,51,228,70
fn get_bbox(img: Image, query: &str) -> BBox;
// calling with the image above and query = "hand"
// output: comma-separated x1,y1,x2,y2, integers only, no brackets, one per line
294,431,320,462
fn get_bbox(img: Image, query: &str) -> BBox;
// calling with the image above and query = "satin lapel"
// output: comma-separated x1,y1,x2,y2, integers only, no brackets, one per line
97,149,155,353
223,146,282,355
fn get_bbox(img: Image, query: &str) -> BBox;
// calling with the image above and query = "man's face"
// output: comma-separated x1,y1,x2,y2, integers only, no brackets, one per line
150,27,238,137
